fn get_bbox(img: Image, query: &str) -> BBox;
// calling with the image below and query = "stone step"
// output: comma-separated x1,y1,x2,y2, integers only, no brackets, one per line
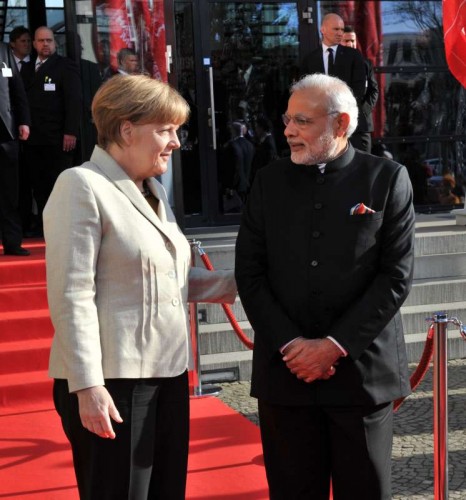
406,276,466,306
414,252,466,280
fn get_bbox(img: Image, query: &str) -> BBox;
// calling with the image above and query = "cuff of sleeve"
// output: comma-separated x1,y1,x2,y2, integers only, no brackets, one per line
280,336,303,355
327,336,348,357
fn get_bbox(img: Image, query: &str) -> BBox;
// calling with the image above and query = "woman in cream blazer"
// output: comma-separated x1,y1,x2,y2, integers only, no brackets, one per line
44,75,236,500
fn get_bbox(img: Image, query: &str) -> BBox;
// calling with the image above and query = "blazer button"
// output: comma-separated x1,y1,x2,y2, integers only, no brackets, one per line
168,270,176,279
172,298,180,306
314,202,323,209
311,260,319,267
312,231,321,238
316,177,325,185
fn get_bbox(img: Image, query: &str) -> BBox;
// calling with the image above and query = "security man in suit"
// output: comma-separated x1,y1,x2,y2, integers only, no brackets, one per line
235,73,415,500
0,41,31,256
22,26,82,234
341,26,379,152
9,26,35,235
303,13,367,151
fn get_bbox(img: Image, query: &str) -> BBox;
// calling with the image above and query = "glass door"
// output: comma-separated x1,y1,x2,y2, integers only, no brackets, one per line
175,1,307,227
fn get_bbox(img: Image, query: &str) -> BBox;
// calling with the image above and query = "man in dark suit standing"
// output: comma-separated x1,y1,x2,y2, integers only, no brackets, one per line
22,26,82,234
9,26,35,234
235,74,415,500
303,13,367,151
341,26,379,152
0,41,31,255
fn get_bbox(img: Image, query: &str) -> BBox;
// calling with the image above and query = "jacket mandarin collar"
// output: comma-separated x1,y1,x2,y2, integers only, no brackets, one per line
90,145,171,236
324,142,355,173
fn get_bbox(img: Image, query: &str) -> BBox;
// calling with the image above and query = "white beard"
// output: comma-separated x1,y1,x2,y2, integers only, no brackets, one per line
290,125,340,165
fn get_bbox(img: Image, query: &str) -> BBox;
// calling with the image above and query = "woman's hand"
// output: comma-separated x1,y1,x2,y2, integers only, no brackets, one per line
76,385,123,439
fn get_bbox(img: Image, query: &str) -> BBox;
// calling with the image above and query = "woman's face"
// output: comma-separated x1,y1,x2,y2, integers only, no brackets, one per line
129,122,181,178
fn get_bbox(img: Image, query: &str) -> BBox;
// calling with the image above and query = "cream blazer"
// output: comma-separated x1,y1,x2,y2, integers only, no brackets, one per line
44,146,236,392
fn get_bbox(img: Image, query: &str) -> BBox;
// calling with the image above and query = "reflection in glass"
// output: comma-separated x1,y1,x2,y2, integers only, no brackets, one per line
175,2,202,216
210,3,299,214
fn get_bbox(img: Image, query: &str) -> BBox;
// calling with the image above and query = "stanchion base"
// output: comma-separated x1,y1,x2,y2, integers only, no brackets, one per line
191,385,223,398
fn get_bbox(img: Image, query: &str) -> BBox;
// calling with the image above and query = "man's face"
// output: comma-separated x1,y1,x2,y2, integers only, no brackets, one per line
33,28,56,59
341,32,357,49
122,55,139,74
10,33,31,58
284,89,342,165
321,15,344,46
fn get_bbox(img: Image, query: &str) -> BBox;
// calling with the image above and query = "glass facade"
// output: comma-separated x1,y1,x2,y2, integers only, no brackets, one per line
2,0,465,224
320,0,466,210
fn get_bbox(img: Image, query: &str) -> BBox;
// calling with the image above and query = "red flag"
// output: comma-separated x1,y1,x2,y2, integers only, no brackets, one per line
443,0,466,88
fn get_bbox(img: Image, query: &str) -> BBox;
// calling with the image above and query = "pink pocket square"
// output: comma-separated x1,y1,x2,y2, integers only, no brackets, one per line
350,203,376,215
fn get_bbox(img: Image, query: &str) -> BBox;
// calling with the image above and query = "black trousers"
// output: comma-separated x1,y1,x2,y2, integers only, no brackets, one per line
258,400,393,500
22,143,74,229
0,139,23,249
54,372,190,500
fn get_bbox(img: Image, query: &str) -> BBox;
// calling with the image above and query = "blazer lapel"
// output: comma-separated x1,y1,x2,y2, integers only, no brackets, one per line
89,146,171,239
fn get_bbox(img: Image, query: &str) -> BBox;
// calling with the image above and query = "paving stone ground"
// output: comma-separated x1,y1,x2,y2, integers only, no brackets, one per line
216,358,466,499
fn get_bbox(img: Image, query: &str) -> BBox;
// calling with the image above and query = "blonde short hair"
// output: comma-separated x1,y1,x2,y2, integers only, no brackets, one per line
92,75,190,148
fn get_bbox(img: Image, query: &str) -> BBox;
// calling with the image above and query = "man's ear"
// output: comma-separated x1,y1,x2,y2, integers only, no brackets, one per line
335,112,351,137
120,120,133,145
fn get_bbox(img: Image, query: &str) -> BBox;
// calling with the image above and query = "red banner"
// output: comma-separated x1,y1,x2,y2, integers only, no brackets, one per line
443,0,466,88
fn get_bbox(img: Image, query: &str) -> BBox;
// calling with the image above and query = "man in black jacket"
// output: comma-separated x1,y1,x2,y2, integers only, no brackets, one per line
22,26,82,234
341,26,379,152
0,41,31,255
235,74,415,500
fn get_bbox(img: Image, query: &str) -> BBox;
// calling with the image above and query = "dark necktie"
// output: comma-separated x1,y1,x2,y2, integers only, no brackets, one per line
327,47,335,75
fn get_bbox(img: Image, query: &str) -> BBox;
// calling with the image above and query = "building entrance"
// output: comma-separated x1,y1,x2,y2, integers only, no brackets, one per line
174,1,308,226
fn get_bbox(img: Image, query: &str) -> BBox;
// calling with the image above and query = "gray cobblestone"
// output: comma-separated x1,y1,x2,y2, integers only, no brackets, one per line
217,358,466,499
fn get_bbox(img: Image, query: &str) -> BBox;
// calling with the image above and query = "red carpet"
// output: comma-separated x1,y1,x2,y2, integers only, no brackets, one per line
0,241,268,499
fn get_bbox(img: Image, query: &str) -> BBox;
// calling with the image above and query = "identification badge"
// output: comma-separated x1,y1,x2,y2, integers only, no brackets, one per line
44,83,56,91
1,62,12,77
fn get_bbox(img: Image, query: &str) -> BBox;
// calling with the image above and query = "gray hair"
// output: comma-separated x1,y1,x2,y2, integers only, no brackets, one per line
290,73,359,137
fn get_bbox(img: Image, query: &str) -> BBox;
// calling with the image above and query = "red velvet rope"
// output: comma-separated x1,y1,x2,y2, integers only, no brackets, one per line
197,250,254,350
393,323,435,412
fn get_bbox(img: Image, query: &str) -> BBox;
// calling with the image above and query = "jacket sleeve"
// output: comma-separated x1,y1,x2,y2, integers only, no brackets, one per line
44,168,104,392
363,59,379,111
63,57,83,137
188,267,237,304
326,166,415,359
7,45,31,129
350,49,368,104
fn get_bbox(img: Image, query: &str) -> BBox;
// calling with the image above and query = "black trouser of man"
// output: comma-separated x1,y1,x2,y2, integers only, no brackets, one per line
54,371,190,500
258,400,393,500
17,142,34,233
0,139,23,250
350,132,372,153
22,144,74,231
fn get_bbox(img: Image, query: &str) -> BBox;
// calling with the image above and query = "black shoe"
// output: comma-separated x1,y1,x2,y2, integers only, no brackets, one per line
4,246,31,256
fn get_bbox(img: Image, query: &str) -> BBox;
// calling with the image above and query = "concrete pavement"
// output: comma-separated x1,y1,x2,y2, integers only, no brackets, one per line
217,358,466,499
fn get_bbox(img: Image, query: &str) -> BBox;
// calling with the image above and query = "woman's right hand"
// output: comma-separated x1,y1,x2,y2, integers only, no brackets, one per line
76,385,123,439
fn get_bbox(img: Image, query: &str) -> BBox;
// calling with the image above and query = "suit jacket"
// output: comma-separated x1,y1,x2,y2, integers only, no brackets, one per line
303,45,367,104
23,52,82,145
235,145,415,406
45,146,237,392
0,42,30,141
